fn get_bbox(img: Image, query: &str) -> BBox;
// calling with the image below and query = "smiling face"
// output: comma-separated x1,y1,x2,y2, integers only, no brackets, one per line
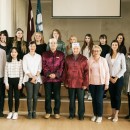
72,46,81,55
117,35,123,45
29,43,36,53
16,30,23,40
69,36,77,44
85,36,90,44
34,33,42,42
53,31,59,40
11,48,18,59
111,42,119,52
0,34,6,42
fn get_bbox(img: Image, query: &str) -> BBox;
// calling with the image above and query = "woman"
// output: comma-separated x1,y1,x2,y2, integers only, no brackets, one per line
89,45,109,123
106,40,126,122
82,34,94,59
0,30,11,56
23,41,42,119
116,33,127,55
33,32,47,55
99,34,110,58
99,34,110,99
66,35,77,55
13,28,28,98
81,34,94,100
64,42,89,120
46,29,66,55
124,52,130,119
42,38,64,119
33,32,47,97
4,47,23,120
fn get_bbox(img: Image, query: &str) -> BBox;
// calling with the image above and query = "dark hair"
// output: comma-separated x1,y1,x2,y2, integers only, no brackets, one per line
116,33,125,46
99,34,107,45
7,47,20,62
0,30,9,43
51,29,62,40
29,41,36,46
110,40,120,57
81,34,94,54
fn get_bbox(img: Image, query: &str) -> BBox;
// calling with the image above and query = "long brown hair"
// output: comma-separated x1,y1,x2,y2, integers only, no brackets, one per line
13,28,27,53
51,29,62,40
81,34,94,54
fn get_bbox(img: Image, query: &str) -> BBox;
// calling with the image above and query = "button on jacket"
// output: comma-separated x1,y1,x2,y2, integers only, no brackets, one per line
42,50,65,83
63,54,89,88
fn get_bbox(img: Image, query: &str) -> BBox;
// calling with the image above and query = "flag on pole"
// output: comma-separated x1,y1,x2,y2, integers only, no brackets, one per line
36,0,43,33
27,0,35,42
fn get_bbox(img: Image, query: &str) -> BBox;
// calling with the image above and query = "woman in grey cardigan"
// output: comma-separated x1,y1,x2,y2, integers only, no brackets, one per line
106,40,126,122
124,53,130,119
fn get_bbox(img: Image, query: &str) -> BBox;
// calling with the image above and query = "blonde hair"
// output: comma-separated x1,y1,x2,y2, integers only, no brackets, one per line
32,32,44,44
69,35,77,43
13,28,27,53
92,45,102,52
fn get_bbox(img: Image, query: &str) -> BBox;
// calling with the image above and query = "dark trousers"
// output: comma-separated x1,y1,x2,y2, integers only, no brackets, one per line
44,82,61,114
25,82,40,112
89,84,104,117
109,77,123,110
8,78,20,112
0,78,5,113
68,88,85,118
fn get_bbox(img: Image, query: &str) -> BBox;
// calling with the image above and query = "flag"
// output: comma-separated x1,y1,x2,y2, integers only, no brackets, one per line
36,0,43,33
27,0,35,42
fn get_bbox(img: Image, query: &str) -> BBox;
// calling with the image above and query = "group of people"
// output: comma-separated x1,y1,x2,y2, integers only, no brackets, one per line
0,28,130,124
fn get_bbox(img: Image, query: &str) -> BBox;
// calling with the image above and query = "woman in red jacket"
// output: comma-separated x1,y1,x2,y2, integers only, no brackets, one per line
64,43,89,120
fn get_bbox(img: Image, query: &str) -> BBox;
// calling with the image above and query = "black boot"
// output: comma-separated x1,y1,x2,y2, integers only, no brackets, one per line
125,93,130,119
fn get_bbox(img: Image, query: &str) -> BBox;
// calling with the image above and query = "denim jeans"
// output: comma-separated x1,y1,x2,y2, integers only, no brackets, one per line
44,82,61,114
68,88,85,118
89,84,104,117
109,76,124,110
8,78,20,112
0,78,5,113
25,82,40,112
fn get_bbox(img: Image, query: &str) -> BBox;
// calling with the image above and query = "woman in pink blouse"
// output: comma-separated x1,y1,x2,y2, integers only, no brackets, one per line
88,45,109,123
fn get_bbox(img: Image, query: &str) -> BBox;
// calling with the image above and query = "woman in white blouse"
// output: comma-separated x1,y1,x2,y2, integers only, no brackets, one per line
106,40,126,122
4,47,23,120
23,41,42,119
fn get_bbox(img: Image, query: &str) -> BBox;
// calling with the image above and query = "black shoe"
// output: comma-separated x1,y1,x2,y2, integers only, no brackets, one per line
32,112,36,119
28,112,32,119
79,117,84,120
38,93,42,97
125,115,130,119
0,112,4,117
103,94,107,99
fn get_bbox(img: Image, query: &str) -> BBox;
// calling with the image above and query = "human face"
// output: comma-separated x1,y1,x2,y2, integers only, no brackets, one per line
117,35,123,45
53,31,59,40
35,33,42,42
0,34,6,42
72,47,80,55
92,48,101,57
111,42,118,52
99,38,107,45
85,36,90,44
69,37,77,44
16,30,23,40
29,44,36,53
11,49,18,59
49,41,58,52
